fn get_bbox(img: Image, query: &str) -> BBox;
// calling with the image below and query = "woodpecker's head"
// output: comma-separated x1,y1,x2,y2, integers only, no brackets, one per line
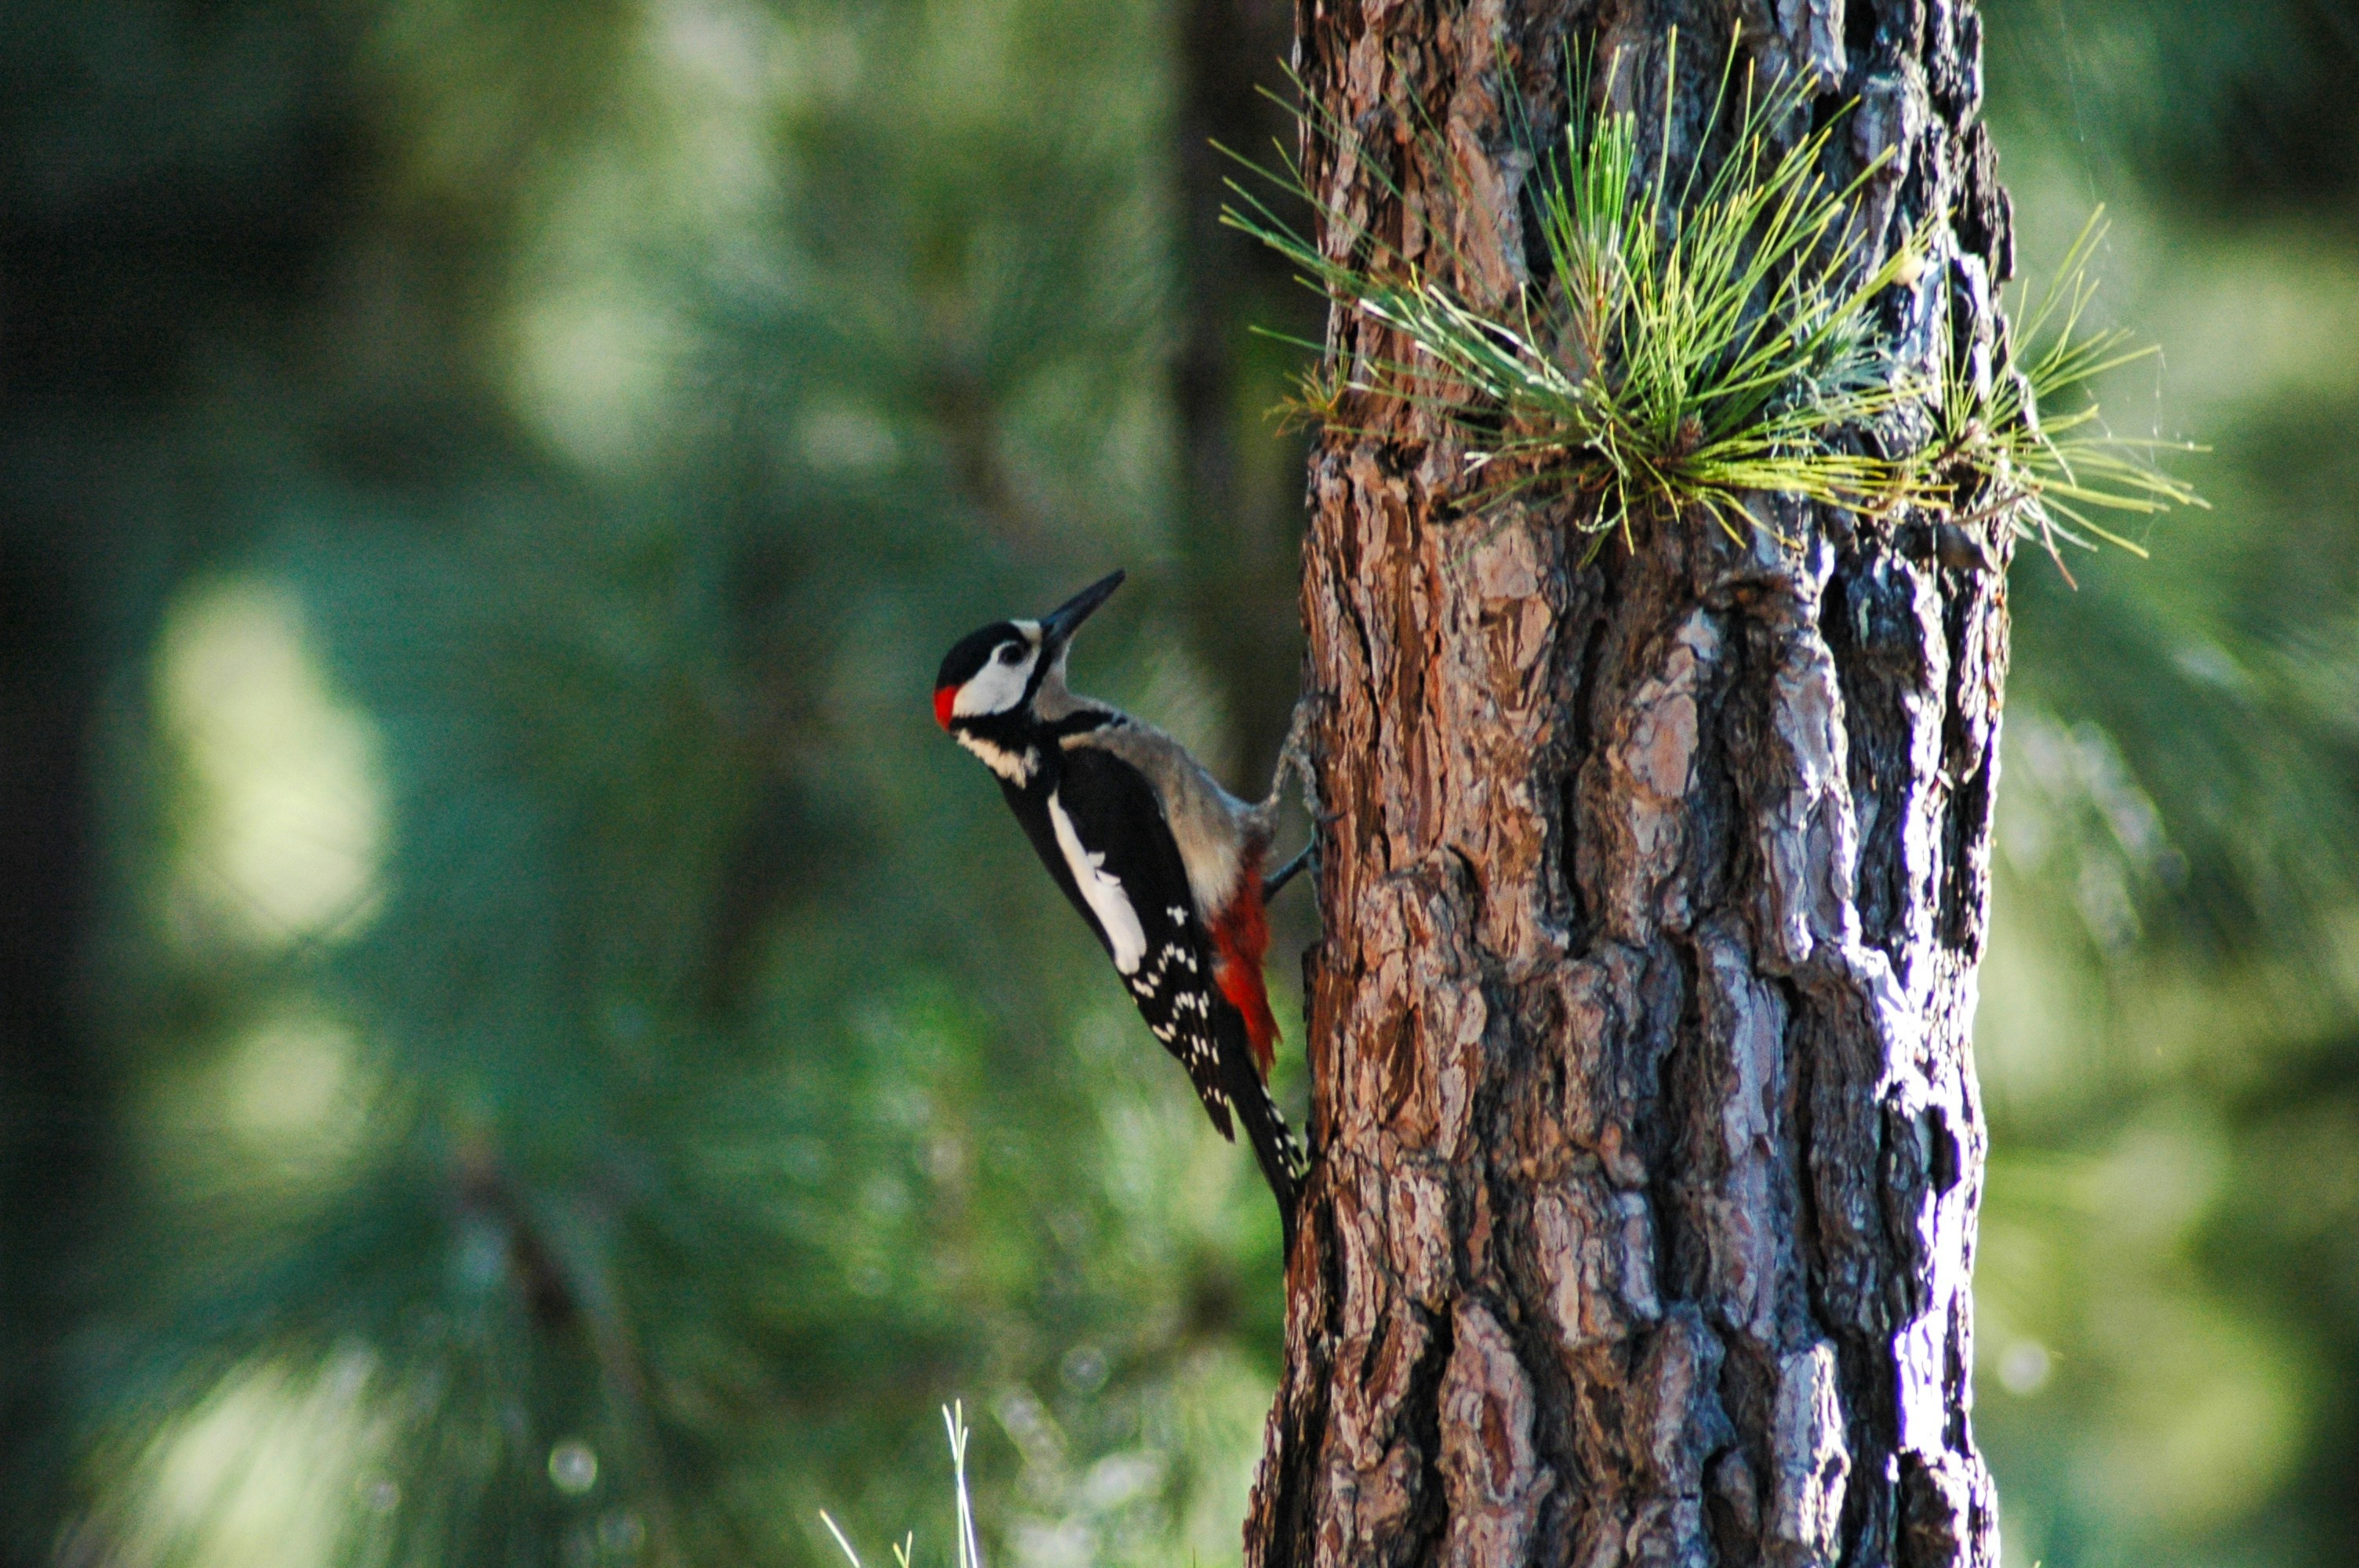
934,569,1124,734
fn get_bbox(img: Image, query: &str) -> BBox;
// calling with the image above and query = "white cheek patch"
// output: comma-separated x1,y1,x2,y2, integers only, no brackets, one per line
951,631,1041,718
1047,789,1147,974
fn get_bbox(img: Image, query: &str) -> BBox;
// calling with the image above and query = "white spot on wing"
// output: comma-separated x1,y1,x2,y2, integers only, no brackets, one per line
1048,789,1147,974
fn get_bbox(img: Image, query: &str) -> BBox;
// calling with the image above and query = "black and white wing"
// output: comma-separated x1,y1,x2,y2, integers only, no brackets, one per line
1022,744,1237,1131
1009,746,1303,1232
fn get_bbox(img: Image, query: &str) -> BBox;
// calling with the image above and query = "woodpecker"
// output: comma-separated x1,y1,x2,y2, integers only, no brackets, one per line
934,570,1309,1247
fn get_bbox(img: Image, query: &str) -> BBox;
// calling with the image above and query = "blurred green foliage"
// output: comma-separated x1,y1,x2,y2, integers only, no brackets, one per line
2,1,1306,1563
1975,3,2359,1566
1,2,2356,1567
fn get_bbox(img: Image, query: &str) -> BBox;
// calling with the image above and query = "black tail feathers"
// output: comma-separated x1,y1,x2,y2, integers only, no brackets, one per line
1218,1037,1304,1257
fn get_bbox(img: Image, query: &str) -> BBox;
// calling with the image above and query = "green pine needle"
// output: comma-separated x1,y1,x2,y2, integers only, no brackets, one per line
1922,209,2205,579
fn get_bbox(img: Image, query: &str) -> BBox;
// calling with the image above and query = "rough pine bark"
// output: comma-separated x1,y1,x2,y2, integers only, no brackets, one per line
1252,2,2014,1566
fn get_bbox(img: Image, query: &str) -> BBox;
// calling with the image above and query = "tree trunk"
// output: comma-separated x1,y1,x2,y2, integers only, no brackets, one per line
1252,3,2014,1567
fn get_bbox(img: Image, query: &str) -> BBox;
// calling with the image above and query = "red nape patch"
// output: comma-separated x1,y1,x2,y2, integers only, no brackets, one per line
1210,848,1279,1076
933,686,958,729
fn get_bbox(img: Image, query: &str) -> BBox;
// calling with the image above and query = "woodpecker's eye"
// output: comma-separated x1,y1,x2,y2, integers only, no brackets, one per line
997,644,1025,666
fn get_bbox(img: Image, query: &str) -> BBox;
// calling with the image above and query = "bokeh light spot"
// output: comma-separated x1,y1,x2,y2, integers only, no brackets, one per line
155,578,384,954
1997,1341,2053,1396
549,1439,600,1496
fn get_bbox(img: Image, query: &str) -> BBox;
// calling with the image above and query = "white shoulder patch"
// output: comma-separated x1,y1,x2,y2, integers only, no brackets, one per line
1047,789,1147,974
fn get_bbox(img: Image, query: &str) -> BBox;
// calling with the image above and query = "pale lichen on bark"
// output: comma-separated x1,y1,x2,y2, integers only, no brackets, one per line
1251,1,2012,1565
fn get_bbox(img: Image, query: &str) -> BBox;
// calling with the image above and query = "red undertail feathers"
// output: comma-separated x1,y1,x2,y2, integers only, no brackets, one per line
1209,848,1278,1077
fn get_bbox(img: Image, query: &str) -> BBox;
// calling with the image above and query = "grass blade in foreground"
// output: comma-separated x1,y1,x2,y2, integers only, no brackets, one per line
820,1401,981,1568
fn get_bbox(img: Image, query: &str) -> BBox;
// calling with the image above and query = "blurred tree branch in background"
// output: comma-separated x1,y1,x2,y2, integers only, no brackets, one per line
1171,0,1313,787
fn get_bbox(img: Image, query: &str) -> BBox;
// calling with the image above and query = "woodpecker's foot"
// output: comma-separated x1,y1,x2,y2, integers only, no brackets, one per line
1263,837,1321,902
1260,691,1330,821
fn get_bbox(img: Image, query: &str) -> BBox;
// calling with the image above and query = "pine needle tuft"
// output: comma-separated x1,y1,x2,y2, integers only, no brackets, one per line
1222,31,2199,570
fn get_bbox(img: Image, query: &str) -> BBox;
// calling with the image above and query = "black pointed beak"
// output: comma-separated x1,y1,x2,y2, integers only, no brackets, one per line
1039,569,1125,652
